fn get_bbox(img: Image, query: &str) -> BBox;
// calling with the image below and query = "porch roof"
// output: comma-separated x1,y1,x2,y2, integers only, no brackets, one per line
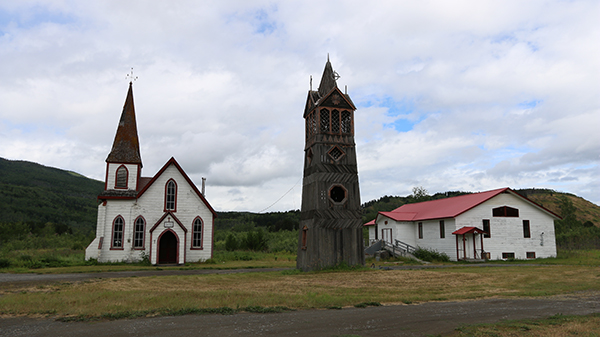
452,226,486,235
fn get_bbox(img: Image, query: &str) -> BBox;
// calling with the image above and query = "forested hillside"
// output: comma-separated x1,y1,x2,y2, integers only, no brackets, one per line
1,158,598,250
0,157,104,234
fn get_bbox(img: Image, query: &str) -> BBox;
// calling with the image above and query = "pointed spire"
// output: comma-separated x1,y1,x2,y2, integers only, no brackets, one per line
317,56,338,97
106,82,142,166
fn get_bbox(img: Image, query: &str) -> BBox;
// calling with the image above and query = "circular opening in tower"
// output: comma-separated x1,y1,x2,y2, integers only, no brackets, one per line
329,185,346,203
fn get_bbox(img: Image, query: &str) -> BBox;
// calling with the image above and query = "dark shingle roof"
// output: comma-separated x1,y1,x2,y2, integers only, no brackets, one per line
106,82,142,166
317,58,338,98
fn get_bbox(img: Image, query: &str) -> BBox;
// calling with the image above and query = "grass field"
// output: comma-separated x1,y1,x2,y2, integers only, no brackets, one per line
0,250,599,323
450,313,600,337
1,264,599,320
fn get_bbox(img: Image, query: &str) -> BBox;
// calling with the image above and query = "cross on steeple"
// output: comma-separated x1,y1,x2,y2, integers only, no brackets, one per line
126,67,138,84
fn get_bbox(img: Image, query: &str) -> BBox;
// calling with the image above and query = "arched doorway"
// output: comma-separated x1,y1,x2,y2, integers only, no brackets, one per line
158,230,178,264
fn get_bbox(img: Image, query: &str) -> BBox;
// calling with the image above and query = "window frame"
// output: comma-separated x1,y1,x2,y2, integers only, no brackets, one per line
191,217,203,249
482,219,491,238
523,220,531,238
439,220,445,239
526,251,536,259
418,222,423,239
164,179,177,211
133,216,145,249
115,165,129,189
111,216,125,250
301,226,308,250
492,206,519,217
502,252,515,259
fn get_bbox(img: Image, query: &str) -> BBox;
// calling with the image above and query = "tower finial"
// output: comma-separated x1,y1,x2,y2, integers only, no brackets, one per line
126,67,138,84
310,75,312,91
327,53,330,62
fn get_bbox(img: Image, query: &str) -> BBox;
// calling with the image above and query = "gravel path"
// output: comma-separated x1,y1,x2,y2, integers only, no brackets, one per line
1,292,599,336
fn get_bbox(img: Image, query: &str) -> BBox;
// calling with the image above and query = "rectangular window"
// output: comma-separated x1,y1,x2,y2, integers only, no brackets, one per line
502,252,515,259
439,220,445,239
418,222,423,239
523,220,531,238
482,219,491,238
526,252,536,259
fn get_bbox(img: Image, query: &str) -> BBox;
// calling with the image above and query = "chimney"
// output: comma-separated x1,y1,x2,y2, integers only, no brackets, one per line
201,177,206,196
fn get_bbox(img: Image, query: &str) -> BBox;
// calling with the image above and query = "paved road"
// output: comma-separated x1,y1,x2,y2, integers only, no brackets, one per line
1,293,599,336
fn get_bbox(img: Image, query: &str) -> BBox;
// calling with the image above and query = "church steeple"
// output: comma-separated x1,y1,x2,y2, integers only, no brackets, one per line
106,82,142,167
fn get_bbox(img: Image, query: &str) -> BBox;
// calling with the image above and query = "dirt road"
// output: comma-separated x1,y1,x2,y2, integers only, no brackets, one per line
1,292,599,336
1,266,599,336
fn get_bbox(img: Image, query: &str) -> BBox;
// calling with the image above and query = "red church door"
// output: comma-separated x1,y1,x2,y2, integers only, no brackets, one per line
158,231,178,264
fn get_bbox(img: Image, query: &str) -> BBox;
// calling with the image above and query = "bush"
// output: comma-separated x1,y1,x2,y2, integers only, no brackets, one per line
413,247,450,262
225,233,238,251
0,258,11,268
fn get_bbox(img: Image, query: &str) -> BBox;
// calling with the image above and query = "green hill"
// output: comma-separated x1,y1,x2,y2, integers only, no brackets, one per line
0,157,104,233
1,157,598,249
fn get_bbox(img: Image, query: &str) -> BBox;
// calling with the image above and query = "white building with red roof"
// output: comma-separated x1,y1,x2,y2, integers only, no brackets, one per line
85,82,216,264
365,188,559,261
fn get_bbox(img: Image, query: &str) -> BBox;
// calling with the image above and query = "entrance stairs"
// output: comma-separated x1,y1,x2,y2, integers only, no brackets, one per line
365,239,421,260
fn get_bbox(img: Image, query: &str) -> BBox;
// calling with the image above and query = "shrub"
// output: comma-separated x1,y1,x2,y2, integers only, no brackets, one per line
225,233,238,251
413,247,450,262
0,258,11,268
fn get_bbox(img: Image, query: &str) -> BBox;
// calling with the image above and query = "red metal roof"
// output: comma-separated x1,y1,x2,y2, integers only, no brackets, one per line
363,219,376,226
452,226,486,235
377,188,509,222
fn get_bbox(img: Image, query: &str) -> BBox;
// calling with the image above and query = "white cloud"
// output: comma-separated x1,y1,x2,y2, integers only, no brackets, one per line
0,0,598,210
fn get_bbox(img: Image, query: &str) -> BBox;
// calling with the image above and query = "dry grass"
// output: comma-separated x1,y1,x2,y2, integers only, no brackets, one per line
1,265,599,318
450,313,600,336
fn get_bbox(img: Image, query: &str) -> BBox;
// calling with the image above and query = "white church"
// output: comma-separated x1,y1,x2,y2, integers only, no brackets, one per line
85,82,216,264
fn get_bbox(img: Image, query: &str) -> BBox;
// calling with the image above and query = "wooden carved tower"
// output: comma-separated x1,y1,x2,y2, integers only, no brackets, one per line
297,58,364,271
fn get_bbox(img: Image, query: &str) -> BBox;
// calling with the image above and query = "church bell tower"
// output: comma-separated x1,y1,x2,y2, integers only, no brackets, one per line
297,57,364,271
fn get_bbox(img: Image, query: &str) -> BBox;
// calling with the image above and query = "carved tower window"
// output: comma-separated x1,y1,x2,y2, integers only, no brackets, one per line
331,110,340,134
320,109,330,133
341,110,352,134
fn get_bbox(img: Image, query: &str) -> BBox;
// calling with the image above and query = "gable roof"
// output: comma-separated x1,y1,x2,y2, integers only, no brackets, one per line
106,82,142,166
375,187,560,223
137,157,217,217
99,157,217,218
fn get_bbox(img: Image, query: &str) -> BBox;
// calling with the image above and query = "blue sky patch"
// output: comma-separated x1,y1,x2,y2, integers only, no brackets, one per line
253,6,278,35
359,95,423,132
518,100,542,109
0,6,76,30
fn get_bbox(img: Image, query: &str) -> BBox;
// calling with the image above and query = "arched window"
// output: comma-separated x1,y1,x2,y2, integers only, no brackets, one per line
133,217,145,248
192,218,203,248
165,180,177,211
115,165,128,188
112,216,124,249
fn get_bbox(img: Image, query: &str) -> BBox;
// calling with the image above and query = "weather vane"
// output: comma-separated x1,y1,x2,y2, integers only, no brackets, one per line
126,67,138,83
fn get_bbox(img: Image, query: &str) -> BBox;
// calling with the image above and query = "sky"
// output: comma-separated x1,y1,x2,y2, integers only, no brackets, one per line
1,0,599,212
